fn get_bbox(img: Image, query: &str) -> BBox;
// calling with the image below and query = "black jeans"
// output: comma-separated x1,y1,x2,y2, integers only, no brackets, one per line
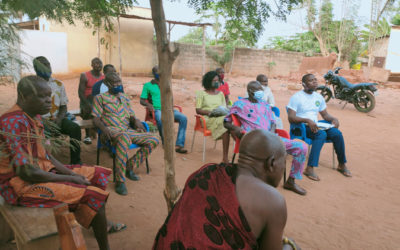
45,118,82,164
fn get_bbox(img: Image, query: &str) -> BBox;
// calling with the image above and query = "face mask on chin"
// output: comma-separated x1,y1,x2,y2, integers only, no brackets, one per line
219,73,224,81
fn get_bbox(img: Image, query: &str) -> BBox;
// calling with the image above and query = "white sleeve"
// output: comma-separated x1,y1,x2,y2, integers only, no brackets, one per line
287,94,298,112
318,95,327,112
267,88,275,107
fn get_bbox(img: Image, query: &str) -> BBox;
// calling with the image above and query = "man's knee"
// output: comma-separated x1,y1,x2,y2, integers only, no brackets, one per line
175,112,187,125
314,130,327,141
62,118,81,139
329,128,343,139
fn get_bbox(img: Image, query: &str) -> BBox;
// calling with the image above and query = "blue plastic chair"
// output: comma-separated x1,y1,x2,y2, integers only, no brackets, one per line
96,122,150,182
287,108,336,169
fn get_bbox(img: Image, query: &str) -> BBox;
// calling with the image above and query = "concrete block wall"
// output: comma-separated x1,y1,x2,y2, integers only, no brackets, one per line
171,43,305,78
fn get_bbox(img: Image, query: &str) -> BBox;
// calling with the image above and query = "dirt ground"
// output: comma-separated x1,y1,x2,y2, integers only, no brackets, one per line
0,75,399,250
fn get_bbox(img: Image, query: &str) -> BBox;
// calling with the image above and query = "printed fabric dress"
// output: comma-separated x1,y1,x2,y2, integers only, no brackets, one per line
0,105,111,228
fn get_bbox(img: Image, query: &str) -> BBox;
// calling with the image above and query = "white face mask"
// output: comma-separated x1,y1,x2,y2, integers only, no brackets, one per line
253,90,264,102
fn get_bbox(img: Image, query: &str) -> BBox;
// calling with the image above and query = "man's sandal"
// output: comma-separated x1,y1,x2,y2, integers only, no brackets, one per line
337,167,352,177
108,222,127,234
303,171,320,181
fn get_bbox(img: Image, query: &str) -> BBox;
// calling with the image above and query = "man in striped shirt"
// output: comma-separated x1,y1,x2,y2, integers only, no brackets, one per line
92,72,160,195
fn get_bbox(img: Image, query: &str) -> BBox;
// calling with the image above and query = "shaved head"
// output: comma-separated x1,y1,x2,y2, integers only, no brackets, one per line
17,75,47,99
238,129,286,187
239,129,285,160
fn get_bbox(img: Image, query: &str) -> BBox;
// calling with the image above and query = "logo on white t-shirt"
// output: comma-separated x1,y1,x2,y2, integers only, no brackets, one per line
315,100,321,107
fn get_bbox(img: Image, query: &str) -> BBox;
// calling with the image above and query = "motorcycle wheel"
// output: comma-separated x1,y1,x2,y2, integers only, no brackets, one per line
316,87,332,102
353,91,375,113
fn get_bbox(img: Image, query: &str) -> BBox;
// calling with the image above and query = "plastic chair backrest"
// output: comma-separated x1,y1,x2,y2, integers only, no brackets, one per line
271,106,280,117
275,129,290,139
194,115,211,136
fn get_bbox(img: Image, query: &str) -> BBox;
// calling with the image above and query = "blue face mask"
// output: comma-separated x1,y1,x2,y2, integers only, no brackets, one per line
212,81,220,89
253,90,264,102
36,70,52,79
112,85,124,94
154,73,160,80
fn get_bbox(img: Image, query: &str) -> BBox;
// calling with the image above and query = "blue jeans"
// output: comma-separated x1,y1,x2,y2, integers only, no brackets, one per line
305,127,347,167
154,109,187,147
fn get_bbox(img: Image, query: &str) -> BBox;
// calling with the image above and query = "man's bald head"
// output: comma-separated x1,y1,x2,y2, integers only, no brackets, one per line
105,72,120,83
91,57,103,73
256,74,268,87
239,129,285,159
17,75,52,116
238,129,286,187
17,75,47,99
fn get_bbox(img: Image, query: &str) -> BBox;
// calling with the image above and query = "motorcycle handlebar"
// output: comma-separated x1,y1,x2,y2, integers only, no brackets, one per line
334,67,342,74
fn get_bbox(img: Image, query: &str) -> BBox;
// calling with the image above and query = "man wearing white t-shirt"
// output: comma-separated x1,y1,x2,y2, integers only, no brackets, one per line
287,74,351,181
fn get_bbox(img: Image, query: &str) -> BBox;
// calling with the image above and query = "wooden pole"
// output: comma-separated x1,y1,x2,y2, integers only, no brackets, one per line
118,16,122,74
202,25,206,75
150,0,181,212
97,27,100,58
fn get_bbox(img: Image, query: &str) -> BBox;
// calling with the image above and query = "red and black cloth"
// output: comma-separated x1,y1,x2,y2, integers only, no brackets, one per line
153,163,258,250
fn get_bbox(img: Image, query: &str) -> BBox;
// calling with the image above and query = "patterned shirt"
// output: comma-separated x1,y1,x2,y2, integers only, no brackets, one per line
225,98,276,132
42,78,68,119
92,92,135,130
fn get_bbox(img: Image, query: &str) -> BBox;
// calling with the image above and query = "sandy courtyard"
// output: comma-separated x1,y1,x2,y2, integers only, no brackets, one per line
0,74,399,250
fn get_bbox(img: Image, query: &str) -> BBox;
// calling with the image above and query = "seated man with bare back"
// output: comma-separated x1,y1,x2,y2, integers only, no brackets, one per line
153,129,300,250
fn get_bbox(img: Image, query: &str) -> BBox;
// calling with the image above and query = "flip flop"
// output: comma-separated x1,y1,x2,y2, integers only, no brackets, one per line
175,147,188,154
303,171,320,181
108,222,127,234
337,167,352,177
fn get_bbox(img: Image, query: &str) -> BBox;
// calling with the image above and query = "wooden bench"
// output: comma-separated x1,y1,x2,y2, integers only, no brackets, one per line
0,196,60,250
69,109,81,117
73,119,95,129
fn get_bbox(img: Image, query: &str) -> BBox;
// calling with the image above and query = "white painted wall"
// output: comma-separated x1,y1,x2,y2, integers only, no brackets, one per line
19,30,68,74
386,27,400,73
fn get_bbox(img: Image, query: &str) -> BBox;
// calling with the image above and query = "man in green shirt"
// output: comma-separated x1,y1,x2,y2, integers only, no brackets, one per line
140,66,188,154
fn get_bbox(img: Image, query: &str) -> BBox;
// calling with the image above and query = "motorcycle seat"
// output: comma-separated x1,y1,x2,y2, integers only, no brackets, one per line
336,76,376,89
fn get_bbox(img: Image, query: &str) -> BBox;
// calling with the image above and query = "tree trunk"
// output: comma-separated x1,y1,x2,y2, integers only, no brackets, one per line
314,32,329,56
150,0,181,212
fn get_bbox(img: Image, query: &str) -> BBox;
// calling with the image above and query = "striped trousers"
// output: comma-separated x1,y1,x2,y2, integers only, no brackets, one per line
109,127,160,182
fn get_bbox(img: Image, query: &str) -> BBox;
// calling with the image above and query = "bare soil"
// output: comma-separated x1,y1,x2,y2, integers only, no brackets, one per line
0,75,399,250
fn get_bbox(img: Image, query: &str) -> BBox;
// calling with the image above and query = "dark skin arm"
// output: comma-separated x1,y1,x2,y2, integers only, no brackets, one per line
129,116,145,132
225,95,230,106
140,98,154,111
16,163,90,185
195,108,211,116
320,109,339,128
287,108,318,133
93,117,112,141
54,105,67,127
78,73,93,110
223,120,243,139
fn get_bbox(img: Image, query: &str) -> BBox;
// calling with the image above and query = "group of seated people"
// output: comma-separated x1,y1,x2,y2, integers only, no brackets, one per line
0,56,351,249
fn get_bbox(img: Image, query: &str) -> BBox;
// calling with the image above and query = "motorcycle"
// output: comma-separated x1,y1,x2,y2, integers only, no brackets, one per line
316,67,378,113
